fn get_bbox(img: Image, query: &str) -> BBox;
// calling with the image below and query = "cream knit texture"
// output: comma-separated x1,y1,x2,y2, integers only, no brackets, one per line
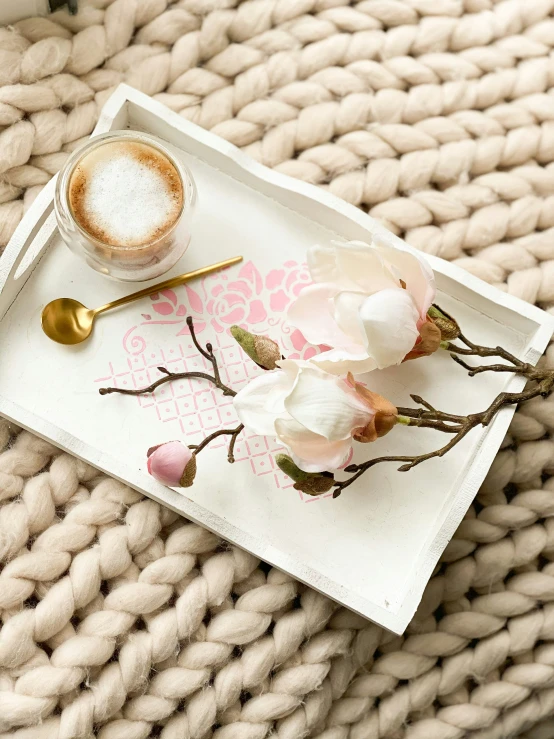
2,0,554,737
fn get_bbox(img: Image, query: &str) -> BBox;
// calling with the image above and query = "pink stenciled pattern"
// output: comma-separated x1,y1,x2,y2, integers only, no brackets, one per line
95,260,334,500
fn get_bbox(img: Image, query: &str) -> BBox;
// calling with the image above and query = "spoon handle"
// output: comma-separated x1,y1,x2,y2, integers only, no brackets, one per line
94,256,243,315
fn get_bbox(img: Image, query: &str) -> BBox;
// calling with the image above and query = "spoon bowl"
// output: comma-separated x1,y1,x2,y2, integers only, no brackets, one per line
41,298,95,345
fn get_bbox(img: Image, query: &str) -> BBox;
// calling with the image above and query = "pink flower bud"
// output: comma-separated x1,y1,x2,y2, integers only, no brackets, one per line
147,441,194,487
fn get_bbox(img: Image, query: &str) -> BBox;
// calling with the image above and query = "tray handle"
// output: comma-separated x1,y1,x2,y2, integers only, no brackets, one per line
0,177,57,319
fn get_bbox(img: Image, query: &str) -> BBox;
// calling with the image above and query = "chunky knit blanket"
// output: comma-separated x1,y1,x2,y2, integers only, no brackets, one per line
2,1,554,737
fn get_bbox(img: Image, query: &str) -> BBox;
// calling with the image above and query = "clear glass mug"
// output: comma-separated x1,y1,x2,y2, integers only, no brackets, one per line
54,131,196,282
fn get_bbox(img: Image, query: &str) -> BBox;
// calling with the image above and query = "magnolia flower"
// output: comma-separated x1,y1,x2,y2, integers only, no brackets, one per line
233,360,397,472
287,239,436,375
147,441,197,487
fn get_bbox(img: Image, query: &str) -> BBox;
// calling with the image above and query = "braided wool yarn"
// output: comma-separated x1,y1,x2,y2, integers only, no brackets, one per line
2,0,554,737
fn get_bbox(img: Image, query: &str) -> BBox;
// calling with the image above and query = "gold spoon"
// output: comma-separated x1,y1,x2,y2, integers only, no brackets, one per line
41,256,243,345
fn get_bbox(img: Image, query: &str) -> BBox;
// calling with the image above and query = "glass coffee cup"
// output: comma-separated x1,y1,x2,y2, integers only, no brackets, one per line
54,131,196,282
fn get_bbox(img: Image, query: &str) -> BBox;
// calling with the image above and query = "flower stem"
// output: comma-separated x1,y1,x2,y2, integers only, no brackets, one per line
99,318,236,399
189,423,244,461
333,377,554,497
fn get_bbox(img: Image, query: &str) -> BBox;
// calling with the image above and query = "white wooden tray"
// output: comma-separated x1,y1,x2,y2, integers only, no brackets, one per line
1,85,553,634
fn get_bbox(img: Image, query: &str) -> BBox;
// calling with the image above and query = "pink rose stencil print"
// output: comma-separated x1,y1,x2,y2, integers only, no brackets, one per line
95,260,334,500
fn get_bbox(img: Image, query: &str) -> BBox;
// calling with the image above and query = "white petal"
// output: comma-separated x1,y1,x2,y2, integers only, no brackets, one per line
287,284,357,348
306,244,340,284
307,241,399,294
309,348,377,376
376,242,436,318
333,291,366,344
233,370,293,436
334,241,399,294
360,288,420,368
275,417,353,473
284,366,370,441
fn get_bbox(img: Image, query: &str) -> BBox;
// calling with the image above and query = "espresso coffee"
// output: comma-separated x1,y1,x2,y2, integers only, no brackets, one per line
68,140,184,248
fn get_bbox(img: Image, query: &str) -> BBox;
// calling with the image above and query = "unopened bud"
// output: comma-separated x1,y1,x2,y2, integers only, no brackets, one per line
147,441,197,488
427,305,460,341
180,454,197,487
230,326,281,370
275,453,335,496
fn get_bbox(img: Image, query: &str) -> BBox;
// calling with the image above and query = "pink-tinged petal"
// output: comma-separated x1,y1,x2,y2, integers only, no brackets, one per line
360,288,420,368
238,261,263,294
288,284,355,348
234,370,296,436
246,299,267,324
176,305,187,317
220,307,245,324
227,280,252,299
309,348,377,376
147,441,193,486
376,242,436,317
284,366,371,441
185,285,203,314
275,418,353,473
212,285,224,297
223,293,245,307
339,447,354,469
153,302,174,316
266,269,285,290
270,289,289,312
161,289,177,305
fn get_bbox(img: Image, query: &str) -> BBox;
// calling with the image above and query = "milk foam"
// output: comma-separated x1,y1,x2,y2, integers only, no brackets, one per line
68,141,183,247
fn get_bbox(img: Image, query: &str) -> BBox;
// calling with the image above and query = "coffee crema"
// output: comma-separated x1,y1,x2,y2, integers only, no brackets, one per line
68,140,184,248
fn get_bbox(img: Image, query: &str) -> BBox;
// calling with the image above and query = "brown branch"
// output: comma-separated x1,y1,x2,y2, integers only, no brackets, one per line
189,424,244,460
99,368,236,398
186,315,224,387
333,377,554,497
100,317,245,468
446,333,525,367
449,353,538,379
333,423,474,497
227,425,244,463
100,319,235,399
397,416,463,433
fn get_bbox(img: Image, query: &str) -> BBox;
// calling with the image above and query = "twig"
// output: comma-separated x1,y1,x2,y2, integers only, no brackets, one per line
99,368,235,397
187,316,225,388
450,355,534,377
99,318,235,398
333,377,554,497
227,425,244,463
399,401,466,425
446,333,525,367
190,424,244,460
